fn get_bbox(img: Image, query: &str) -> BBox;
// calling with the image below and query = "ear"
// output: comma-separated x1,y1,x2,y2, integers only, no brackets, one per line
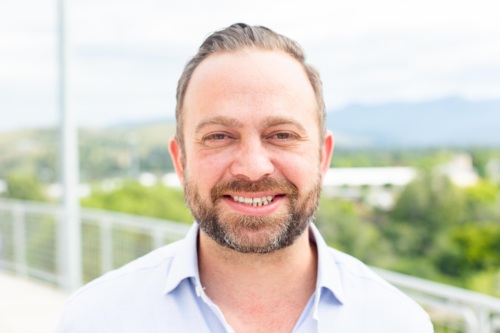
320,131,334,176
168,136,185,186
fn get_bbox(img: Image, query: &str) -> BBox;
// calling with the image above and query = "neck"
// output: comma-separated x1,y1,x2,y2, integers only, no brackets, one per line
198,227,318,303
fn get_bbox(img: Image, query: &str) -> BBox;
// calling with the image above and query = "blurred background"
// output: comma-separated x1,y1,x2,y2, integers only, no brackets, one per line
1,0,500,332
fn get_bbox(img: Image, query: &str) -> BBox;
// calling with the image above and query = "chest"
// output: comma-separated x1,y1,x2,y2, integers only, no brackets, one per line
221,298,310,333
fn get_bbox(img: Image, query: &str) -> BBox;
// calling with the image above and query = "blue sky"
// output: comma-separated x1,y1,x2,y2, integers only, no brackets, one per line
1,0,499,130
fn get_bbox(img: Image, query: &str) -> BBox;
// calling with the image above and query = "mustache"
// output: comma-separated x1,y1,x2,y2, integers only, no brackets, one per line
210,177,299,203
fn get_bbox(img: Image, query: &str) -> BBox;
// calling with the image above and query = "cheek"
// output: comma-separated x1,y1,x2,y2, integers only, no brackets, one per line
274,151,321,189
186,150,232,187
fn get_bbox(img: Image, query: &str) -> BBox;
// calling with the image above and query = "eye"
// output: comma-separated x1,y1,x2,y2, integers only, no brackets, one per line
269,132,299,140
200,132,235,147
204,133,229,141
266,131,303,147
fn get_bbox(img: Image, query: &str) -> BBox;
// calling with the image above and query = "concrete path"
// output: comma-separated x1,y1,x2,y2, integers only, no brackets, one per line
0,272,68,333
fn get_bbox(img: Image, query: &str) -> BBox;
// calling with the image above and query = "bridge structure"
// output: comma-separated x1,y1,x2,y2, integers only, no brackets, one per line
1,199,500,333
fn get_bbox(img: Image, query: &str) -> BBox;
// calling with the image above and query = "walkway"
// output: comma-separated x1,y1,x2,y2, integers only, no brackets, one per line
0,272,68,333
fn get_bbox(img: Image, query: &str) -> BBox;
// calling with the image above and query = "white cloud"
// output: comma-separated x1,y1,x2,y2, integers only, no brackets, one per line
1,0,499,130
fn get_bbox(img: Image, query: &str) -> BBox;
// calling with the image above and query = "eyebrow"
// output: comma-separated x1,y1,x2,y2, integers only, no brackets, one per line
195,116,244,134
263,116,307,133
194,115,307,134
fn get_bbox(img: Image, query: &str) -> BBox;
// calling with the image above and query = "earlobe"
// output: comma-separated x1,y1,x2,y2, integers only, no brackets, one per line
168,136,185,186
320,131,334,176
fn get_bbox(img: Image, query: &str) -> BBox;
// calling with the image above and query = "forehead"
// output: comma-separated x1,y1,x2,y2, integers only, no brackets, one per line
182,49,318,125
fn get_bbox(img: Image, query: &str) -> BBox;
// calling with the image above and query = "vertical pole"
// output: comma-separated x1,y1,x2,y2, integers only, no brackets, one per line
100,218,113,275
152,227,164,250
477,307,490,333
57,0,81,291
13,204,27,276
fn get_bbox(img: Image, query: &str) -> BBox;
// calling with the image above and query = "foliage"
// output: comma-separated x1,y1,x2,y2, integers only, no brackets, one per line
464,180,500,221
331,148,456,171
317,168,500,297
3,172,48,201
81,182,193,224
385,173,467,257
316,198,392,265
0,124,176,183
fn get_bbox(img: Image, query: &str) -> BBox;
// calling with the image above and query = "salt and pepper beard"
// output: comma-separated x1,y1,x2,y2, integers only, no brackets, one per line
184,174,322,254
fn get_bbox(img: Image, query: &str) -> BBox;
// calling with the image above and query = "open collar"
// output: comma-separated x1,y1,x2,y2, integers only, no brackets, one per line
163,222,346,306
309,223,346,312
164,223,201,294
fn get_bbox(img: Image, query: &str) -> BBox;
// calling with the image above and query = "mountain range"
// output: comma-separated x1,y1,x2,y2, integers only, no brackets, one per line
327,97,500,148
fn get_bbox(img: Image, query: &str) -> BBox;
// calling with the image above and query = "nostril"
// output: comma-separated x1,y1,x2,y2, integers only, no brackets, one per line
229,154,275,181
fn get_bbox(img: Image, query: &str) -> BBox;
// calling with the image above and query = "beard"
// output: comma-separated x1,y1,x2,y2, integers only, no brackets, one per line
184,173,322,254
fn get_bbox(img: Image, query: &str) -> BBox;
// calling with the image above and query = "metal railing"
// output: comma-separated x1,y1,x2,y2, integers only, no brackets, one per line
0,199,189,286
374,268,500,333
1,199,500,332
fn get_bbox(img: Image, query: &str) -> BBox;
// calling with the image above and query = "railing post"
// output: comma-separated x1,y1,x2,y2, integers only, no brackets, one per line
13,204,27,276
477,307,491,333
152,227,164,250
100,218,113,274
463,306,479,333
57,206,66,288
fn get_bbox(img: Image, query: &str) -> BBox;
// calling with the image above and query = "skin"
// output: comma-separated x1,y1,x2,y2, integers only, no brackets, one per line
169,48,334,332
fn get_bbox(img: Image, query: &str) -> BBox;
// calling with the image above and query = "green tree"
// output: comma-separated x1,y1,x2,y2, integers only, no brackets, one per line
316,197,390,265
3,173,47,201
385,172,467,257
82,182,193,223
464,180,500,221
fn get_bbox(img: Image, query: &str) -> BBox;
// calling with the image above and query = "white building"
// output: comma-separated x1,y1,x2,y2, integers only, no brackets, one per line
322,167,417,209
436,154,479,187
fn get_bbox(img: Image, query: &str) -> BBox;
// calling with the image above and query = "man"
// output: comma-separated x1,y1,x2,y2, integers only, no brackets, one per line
56,23,433,332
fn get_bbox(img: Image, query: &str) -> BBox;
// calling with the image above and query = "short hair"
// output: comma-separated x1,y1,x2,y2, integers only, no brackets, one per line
175,23,326,151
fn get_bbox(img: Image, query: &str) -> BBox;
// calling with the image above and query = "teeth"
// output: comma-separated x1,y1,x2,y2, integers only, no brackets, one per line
231,195,276,206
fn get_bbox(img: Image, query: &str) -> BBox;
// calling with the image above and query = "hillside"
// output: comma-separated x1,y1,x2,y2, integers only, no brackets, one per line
0,123,176,182
328,97,500,147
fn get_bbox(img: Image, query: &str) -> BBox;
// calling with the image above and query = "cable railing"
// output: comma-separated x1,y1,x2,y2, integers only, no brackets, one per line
1,198,499,332
0,199,189,286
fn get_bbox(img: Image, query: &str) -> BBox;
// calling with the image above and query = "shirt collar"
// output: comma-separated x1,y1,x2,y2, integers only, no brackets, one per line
163,222,347,305
309,223,346,305
164,223,201,294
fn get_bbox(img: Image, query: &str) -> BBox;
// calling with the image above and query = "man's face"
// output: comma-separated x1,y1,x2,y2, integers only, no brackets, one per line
170,49,333,253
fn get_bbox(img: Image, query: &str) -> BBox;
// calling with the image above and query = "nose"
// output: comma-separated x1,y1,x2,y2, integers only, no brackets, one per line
230,139,275,181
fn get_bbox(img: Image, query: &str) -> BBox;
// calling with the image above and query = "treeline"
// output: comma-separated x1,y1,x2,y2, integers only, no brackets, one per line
0,124,176,183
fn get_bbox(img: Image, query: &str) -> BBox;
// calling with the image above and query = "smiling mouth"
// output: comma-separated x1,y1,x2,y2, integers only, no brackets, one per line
227,195,283,207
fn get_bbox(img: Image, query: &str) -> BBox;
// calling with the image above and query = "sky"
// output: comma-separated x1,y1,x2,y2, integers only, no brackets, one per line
1,0,499,131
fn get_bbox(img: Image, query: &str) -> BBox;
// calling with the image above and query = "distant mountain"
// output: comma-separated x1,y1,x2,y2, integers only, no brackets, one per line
327,97,500,147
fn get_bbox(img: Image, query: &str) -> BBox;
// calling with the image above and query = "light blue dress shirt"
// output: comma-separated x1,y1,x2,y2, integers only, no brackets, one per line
56,223,433,332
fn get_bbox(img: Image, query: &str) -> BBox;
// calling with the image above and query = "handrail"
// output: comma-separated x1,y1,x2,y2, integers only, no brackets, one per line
373,268,500,313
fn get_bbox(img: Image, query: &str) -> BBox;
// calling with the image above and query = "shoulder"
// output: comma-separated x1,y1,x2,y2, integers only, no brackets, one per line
71,239,182,300
327,247,399,293
326,247,433,330
56,240,183,332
